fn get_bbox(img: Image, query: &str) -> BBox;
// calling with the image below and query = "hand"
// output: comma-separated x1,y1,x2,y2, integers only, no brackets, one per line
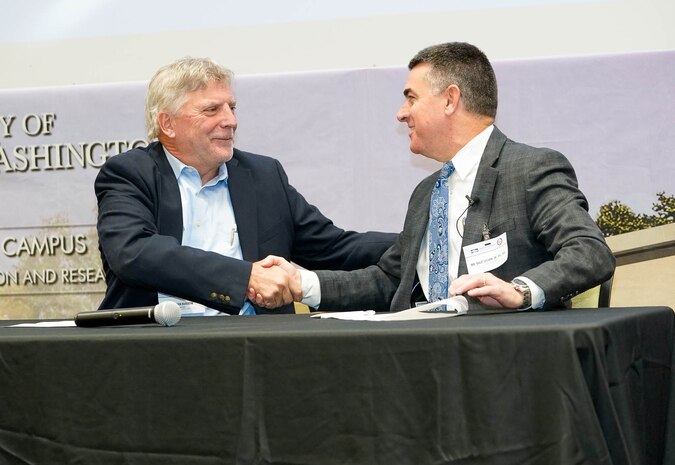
257,255,302,301
247,259,294,309
247,256,302,308
449,272,523,309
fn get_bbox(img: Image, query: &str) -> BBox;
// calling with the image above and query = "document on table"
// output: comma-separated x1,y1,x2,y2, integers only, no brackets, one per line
311,296,468,321
7,320,76,328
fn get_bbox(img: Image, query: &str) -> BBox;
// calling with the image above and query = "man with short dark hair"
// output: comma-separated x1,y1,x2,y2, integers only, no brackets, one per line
258,42,615,311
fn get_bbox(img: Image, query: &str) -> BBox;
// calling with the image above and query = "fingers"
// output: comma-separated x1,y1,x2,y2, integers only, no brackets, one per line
275,257,298,276
449,272,493,296
258,254,287,268
288,269,302,301
247,259,303,309
450,272,522,309
257,256,277,268
248,262,294,309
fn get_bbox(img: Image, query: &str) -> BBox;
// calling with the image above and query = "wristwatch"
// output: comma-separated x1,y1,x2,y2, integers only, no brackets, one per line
511,278,532,309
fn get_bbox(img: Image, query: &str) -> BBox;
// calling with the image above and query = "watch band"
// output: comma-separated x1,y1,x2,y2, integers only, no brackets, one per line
511,278,532,309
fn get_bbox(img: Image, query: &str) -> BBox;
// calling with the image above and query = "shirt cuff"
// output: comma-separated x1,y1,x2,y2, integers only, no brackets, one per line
515,275,545,310
299,269,321,309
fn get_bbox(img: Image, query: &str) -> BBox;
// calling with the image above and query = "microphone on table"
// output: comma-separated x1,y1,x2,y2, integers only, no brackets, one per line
75,301,181,327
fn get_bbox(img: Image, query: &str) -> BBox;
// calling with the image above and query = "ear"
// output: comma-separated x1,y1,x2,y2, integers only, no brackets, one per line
443,84,461,116
157,112,176,139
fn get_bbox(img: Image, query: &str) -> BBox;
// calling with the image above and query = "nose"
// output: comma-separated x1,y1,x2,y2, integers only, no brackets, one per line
396,103,409,122
220,106,237,129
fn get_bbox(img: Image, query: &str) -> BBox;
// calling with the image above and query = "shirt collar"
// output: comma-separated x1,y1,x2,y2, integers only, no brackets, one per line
163,146,229,185
450,125,494,180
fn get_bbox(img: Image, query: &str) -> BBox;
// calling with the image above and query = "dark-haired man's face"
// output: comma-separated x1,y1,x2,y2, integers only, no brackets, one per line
396,64,449,161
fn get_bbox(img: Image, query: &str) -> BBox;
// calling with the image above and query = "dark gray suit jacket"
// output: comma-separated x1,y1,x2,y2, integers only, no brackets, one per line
316,127,616,311
95,142,397,314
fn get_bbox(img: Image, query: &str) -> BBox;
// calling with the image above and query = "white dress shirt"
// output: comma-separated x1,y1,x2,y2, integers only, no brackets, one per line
415,126,492,296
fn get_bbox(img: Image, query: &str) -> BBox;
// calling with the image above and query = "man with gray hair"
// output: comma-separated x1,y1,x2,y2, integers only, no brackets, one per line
257,42,615,311
95,57,396,315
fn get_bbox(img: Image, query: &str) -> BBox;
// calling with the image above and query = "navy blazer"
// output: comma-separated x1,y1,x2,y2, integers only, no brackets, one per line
316,127,616,311
95,142,397,314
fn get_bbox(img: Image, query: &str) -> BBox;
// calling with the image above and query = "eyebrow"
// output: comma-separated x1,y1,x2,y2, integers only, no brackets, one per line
201,98,236,107
403,88,417,98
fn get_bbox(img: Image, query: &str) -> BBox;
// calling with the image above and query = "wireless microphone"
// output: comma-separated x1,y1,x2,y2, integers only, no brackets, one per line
465,195,479,207
456,195,481,237
75,301,181,327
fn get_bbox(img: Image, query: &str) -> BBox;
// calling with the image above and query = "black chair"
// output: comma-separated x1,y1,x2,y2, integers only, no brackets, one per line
572,275,614,308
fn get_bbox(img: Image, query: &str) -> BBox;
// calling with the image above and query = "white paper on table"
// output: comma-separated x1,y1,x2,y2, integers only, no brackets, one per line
311,310,378,321
7,320,76,328
311,296,468,321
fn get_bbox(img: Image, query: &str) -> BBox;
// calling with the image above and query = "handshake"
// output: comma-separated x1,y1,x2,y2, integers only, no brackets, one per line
246,255,303,309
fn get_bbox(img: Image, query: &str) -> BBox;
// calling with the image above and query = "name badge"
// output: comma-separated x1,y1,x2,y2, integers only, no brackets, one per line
158,293,210,316
462,232,508,274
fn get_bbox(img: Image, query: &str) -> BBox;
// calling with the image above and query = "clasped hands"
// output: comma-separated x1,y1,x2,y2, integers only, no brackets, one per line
246,256,302,309
246,260,526,310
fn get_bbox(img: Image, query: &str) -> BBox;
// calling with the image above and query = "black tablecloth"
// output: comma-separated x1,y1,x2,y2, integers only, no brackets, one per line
0,307,673,465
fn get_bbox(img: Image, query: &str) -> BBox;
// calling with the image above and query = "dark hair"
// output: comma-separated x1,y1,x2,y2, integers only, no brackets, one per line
409,42,497,118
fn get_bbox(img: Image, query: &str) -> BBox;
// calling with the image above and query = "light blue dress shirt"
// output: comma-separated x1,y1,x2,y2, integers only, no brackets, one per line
158,149,255,316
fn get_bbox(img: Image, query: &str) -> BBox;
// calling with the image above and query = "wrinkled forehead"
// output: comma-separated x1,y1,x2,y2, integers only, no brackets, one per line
180,80,235,104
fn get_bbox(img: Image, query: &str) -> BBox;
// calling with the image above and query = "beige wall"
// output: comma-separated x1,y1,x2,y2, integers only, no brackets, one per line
611,256,675,310
2,0,674,89
606,223,675,310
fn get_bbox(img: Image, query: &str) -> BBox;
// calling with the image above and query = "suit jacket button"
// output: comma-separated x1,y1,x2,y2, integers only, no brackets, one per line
219,294,230,303
210,292,217,299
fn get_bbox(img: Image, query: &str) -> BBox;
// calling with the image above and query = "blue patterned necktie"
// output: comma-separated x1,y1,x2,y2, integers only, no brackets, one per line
428,161,455,303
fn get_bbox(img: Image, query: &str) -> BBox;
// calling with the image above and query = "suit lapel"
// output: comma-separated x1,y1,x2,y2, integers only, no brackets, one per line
457,127,506,275
152,143,183,242
408,175,435,260
226,153,259,262
394,175,435,308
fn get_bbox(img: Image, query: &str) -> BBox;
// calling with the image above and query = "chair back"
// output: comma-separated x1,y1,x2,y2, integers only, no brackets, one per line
572,276,613,308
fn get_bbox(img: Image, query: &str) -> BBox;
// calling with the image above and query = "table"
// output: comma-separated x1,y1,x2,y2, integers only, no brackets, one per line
0,307,672,465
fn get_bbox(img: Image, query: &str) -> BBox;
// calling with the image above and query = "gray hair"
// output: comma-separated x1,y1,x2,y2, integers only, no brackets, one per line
145,57,233,140
409,42,498,118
